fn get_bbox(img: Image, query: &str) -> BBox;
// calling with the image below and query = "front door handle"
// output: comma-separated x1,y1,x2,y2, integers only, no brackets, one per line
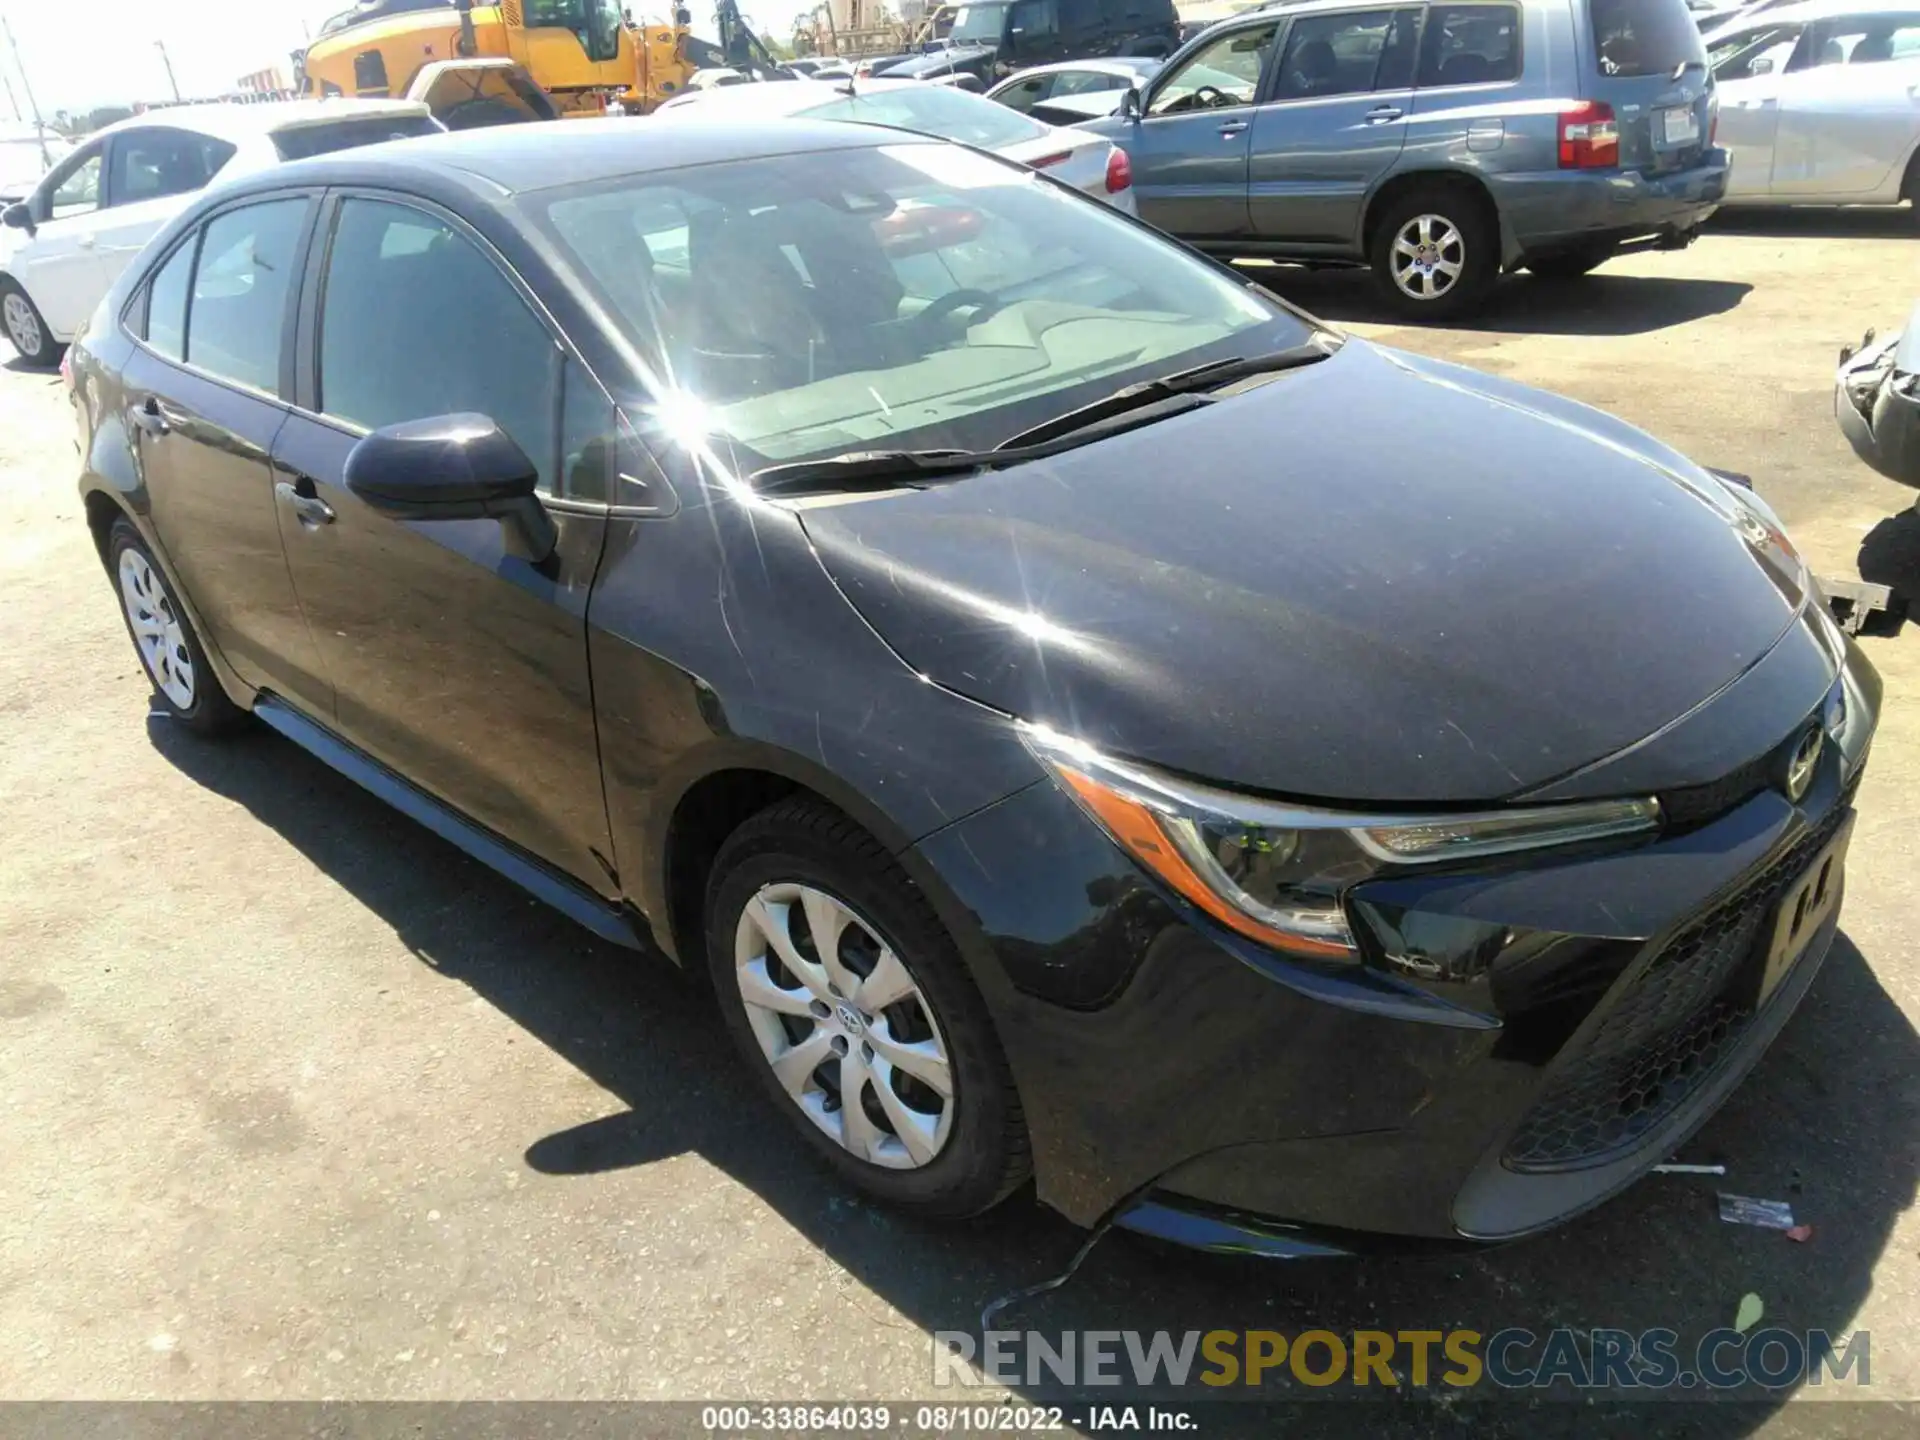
1218,119,1249,138
76,233,96,249
275,479,335,528
130,397,172,436
1365,105,1404,123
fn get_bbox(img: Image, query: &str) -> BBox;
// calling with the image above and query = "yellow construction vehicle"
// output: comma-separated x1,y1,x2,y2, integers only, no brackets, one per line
621,3,794,113
299,0,635,124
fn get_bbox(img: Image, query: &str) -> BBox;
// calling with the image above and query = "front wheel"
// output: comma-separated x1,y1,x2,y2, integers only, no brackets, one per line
706,797,1029,1218
1368,185,1498,321
1,278,59,368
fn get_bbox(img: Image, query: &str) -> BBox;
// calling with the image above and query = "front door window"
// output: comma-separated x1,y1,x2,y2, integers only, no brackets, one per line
1147,22,1278,115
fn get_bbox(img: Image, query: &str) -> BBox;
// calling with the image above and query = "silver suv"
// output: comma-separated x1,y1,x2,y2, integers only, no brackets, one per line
1081,0,1728,317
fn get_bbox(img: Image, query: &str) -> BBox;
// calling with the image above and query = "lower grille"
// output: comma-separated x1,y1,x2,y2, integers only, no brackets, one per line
1504,789,1853,1173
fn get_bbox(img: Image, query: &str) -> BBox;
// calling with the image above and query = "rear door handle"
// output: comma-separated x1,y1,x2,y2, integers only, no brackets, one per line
131,397,174,436
1365,105,1404,123
1218,119,1249,137
274,479,335,528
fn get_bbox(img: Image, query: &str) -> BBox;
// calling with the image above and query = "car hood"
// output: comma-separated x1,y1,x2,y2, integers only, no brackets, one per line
795,341,1813,804
884,44,996,77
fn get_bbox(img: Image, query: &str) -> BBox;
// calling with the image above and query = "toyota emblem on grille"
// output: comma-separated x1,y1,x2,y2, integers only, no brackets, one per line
1784,724,1823,802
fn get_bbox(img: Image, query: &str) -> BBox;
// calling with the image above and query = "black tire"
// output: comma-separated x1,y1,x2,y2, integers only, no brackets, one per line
105,517,248,736
1525,247,1613,281
0,276,61,368
705,797,1029,1218
439,98,531,131
1367,182,1499,321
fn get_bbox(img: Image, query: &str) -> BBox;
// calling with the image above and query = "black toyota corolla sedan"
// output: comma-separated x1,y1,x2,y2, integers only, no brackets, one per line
69,118,1878,1254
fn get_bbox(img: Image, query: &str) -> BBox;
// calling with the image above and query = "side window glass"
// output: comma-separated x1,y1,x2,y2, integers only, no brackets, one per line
1376,8,1426,89
1415,5,1521,87
145,234,197,362
42,150,102,221
186,199,307,393
1147,22,1278,115
560,360,616,504
999,75,1053,110
1810,17,1920,66
108,130,235,209
1275,10,1397,101
1710,25,1802,79
1010,0,1059,39
319,198,559,493
1052,69,1122,96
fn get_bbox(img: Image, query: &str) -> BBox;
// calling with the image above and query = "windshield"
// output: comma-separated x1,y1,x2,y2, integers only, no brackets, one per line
530,143,1302,468
527,0,625,61
948,2,1009,43
798,86,1050,149
1588,0,1707,77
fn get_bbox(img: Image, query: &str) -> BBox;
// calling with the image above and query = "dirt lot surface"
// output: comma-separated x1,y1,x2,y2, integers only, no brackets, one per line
2,209,1917,1435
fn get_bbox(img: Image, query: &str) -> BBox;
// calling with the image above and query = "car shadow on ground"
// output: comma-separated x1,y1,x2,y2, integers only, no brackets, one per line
152,722,1920,1432
1709,208,1916,242
1242,263,1752,338
1859,507,1920,633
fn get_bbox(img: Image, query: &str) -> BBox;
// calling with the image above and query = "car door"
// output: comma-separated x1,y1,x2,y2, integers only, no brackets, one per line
118,194,333,715
1248,6,1420,245
271,192,617,890
1708,22,1806,197
12,140,111,337
1770,13,1920,197
1093,17,1282,239
93,126,237,293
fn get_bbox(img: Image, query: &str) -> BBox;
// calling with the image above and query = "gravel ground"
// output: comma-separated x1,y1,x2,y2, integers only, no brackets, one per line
0,208,1916,1435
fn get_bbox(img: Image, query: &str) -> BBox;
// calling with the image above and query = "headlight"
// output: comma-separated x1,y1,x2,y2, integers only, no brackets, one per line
1021,725,1660,961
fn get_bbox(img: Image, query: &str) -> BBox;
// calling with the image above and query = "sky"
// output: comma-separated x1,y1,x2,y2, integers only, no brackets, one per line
0,0,820,117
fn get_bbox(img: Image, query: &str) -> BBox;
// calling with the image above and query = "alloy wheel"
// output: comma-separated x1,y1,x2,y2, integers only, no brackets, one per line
733,881,954,1170
1389,214,1466,302
3,292,42,357
117,548,195,710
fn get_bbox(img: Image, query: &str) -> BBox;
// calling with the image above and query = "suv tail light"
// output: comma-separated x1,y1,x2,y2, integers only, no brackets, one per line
1558,102,1618,169
1105,146,1132,194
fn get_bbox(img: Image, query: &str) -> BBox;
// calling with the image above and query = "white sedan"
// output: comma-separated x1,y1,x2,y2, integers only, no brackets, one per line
1,99,440,366
983,57,1164,115
1707,0,1920,213
654,79,1137,214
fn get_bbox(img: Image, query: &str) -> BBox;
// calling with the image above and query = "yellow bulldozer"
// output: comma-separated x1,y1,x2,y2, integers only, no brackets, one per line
298,0,641,124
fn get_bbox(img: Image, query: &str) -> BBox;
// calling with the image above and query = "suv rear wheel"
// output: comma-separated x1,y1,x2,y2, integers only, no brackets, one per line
1368,183,1498,321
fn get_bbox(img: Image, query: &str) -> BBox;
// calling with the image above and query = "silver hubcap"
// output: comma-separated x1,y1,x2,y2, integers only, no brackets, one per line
734,882,954,1170
3,292,42,356
1390,214,1465,300
117,549,195,710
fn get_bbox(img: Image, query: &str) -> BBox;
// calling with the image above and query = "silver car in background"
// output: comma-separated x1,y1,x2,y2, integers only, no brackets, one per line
1707,0,1920,213
656,79,1139,213
1078,0,1729,317
984,56,1167,113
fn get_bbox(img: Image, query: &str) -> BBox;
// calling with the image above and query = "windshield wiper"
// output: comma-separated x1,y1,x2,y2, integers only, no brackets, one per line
994,340,1336,451
748,341,1338,498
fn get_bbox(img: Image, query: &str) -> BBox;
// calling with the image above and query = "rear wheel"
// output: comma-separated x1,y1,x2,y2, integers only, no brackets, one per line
106,517,247,736
0,277,59,368
1525,246,1613,281
705,797,1029,1218
1368,183,1498,321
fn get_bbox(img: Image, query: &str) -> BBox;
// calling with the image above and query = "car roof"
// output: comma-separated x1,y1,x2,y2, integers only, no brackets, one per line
93,98,433,144
257,113,927,198
1705,0,1918,29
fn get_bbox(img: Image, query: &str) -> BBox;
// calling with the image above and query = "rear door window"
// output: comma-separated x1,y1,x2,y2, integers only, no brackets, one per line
1273,10,1399,101
144,235,197,361
1801,14,1920,67
185,199,308,393
1588,0,1707,78
1417,4,1522,86
107,128,235,208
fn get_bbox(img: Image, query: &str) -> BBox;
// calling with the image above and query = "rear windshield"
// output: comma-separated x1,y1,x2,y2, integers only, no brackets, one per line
272,115,442,161
1588,0,1707,76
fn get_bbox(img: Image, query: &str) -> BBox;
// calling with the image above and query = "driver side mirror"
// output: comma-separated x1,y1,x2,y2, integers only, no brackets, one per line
1749,56,1775,74
344,413,557,563
3,202,34,235
1120,84,1143,120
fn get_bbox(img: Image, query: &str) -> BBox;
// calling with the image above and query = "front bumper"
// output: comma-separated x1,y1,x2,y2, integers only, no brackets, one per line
913,635,1875,1250
1495,149,1729,261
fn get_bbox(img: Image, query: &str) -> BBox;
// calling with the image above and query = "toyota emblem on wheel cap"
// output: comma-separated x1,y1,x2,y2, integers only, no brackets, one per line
1784,724,1823,802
